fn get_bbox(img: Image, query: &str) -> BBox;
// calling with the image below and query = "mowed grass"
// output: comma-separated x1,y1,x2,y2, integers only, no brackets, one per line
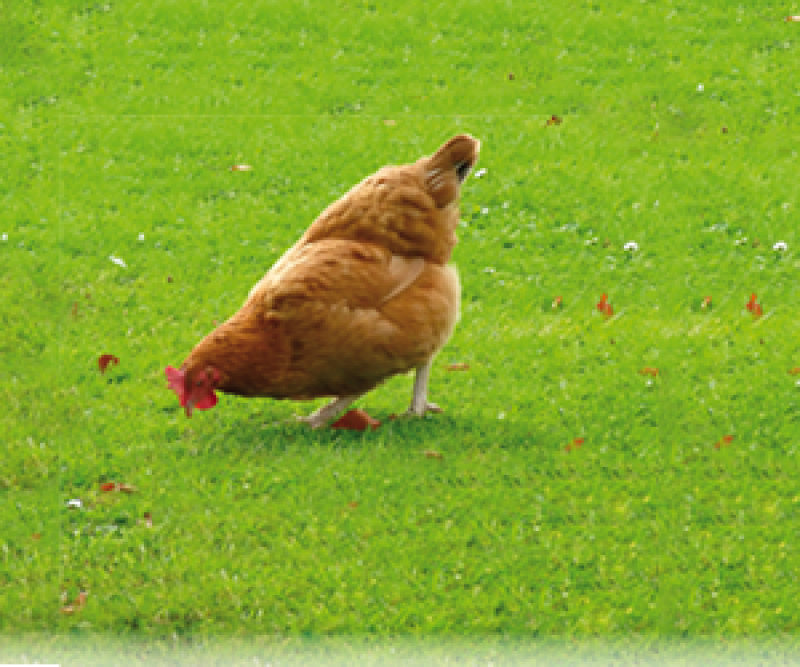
2,0,800,652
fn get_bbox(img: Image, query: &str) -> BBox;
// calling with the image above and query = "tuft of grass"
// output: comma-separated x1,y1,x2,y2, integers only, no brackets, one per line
2,0,799,654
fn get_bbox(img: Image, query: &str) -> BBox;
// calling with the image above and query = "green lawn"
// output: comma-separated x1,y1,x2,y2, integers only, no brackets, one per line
2,0,800,662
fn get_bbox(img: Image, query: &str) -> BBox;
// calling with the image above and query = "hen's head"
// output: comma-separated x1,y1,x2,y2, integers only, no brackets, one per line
422,134,481,208
165,365,221,417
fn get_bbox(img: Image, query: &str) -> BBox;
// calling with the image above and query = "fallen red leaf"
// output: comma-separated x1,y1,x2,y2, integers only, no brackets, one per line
446,363,470,371
752,303,763,319
602,303,614,318
596,293,608,311
98,354,119,373
565,444,572,452
100,482,137,494
32,533,41,540
573,438,584,447
746,293,757,312
423,450,443,459
714,442,721,450
61,591,88,614
723,435,734,444
552,296,563,309
639,367,659,377
789,368,800,376
546,114,563,126
331,409,381,431
701,296,712,309
347,501,359,509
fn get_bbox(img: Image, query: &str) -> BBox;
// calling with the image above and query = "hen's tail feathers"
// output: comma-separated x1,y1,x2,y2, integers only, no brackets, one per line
424,134,481,208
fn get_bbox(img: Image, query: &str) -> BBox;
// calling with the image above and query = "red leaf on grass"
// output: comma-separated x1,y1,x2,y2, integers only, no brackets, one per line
746,293,757,312
723,435,734,444
752,303,763,319
573,438,584,447
789,368,800,376
639,367,659,377
596,293,608,311
552,296,563,310
701,296,712,309
546,114,563,126
446,363,470,371
98,354,119,373
331,409,381,431
347,501,359,509
61,591,89,614
100,482,137,494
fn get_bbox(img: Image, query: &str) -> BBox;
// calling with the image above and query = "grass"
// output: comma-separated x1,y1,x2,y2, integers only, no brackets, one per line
2,0,800,661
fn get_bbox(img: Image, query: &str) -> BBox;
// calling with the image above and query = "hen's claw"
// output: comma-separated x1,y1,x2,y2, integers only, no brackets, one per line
406,401,443,417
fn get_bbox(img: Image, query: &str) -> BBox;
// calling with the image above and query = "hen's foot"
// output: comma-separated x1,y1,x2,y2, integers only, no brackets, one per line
405,401,443,417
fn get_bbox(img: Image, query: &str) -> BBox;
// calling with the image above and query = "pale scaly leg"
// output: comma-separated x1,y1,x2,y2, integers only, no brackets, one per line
297,393,362,429
407,359,443,416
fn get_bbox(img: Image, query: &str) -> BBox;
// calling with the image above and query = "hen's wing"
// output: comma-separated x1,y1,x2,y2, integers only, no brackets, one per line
245,239,458,399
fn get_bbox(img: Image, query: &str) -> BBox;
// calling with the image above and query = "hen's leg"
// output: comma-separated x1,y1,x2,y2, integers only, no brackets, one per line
298,393,362,429
407,359,443,416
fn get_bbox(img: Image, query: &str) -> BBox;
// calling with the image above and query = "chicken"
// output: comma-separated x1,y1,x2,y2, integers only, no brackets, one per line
165,134,480,427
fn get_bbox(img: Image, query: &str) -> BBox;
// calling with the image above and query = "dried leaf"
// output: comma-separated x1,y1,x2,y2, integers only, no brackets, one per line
639,367,659,377
347,501,359,509
331,409,381,431
789,368,800,376
446,363,470,371
230,164,252,171
143,512,153,528
100,482,117,493
71,301,79,318
423,450,443,459
32,533,41,540
701,296,712,309
573,438,584,447
98,354,119,373
383,119,397,126
546,114,563,126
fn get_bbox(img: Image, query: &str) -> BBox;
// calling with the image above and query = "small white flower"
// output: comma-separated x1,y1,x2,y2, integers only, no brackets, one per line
624,241,639,251
773,241,788,252
632,202,642,211
585,237,598,245
474,167,487,178
782,202,791,211
138,233,145,241
734,238,748,246
481,207,489,215
697,83,704,92
653,200,659,208
1,233,7,241
498,412,506,420
109,255,127,268
67,499,82,509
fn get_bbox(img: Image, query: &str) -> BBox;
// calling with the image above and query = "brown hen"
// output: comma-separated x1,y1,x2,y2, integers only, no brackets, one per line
166,134,480,427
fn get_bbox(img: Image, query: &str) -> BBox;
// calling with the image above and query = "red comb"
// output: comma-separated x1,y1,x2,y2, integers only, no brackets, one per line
165,365,187,406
